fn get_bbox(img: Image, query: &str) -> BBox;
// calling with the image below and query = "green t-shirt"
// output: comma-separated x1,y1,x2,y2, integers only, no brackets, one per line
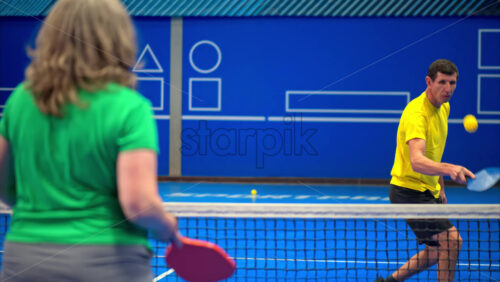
0,83,158,247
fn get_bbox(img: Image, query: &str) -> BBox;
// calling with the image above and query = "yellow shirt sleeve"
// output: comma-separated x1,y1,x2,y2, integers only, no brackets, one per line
404,110,427,143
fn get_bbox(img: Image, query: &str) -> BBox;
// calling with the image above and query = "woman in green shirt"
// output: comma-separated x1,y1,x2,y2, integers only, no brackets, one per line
0,0,179,281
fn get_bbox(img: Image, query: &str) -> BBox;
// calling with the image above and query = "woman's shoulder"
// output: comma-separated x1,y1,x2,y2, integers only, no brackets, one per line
99,83,149,104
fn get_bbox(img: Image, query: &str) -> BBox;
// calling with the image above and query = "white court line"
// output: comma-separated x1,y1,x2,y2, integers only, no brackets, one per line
150,254,500,269
166,192,388,202
232,257,500,268
153,268,175,282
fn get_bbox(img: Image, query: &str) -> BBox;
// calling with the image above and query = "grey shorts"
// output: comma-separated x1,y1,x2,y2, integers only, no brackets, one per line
0,242,153,282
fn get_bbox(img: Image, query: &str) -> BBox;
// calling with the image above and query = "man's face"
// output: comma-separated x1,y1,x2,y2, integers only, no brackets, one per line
426,72,458,107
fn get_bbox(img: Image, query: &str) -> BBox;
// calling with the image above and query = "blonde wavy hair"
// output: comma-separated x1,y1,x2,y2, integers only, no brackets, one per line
25,0,137,116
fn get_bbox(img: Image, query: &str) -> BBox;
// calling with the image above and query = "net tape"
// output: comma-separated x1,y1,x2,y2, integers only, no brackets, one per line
163,203,500,219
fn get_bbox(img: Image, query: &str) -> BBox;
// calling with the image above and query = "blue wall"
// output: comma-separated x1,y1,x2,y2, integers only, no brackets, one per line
1,17,499,178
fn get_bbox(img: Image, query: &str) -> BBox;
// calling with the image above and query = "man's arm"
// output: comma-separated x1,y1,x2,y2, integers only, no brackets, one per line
438,176,447,204
0,136,15,206
407,138,474,184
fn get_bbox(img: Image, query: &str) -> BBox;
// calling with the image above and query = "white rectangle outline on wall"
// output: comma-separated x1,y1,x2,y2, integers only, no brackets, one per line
478,29,500,70
286,91,410,114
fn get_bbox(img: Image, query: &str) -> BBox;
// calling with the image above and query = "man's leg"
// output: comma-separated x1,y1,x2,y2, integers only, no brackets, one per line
389,226,462,282
435,226,462,281
390,245,439,281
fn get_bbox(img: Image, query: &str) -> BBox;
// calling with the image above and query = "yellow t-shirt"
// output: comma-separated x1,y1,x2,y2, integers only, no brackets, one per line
390,92,449,198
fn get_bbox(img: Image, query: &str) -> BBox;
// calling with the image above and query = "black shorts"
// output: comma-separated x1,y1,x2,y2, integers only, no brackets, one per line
389,184,454,246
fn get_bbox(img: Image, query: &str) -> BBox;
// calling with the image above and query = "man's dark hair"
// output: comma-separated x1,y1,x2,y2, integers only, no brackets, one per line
428,59,458,81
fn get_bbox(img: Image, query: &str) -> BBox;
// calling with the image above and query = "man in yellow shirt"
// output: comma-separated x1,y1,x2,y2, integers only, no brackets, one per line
377,59,475,282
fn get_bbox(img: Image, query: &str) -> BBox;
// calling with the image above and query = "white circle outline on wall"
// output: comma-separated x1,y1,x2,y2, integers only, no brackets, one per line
189,40,222,74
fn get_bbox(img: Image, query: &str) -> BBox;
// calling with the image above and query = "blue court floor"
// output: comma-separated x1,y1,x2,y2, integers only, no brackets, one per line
151,182,500,281
0,183,498,281
159,182,500,204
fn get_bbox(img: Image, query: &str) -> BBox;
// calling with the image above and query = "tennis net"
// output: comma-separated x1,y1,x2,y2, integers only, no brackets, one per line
1,203,499,281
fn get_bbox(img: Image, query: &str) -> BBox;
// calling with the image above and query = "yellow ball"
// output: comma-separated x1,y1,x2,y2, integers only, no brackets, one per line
463,114,478,133
251,189,257,195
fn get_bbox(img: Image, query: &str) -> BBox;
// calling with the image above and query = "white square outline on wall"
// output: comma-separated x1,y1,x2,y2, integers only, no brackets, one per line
477,74,500,115
478,29,500,70
189,77,222,112
136,77,164,111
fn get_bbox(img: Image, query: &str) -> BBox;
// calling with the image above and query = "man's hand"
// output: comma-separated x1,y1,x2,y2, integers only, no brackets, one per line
448,165,475,185
439,188,447,204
